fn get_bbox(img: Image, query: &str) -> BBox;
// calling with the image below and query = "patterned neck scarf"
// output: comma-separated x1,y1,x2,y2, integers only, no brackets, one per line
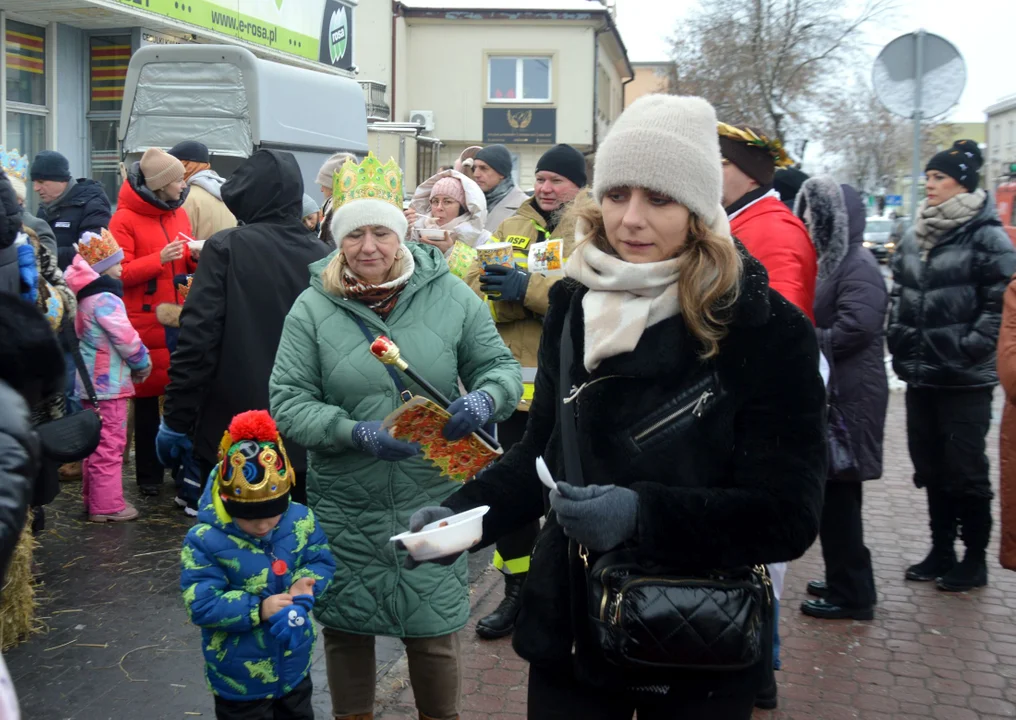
340,248,416,320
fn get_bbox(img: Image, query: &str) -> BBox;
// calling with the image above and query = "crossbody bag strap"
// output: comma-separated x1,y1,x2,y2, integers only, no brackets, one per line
70,334,100,410
558,306,585,489
350,315,413,403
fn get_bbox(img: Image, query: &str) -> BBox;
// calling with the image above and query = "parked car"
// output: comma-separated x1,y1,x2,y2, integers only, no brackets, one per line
863,216,897,263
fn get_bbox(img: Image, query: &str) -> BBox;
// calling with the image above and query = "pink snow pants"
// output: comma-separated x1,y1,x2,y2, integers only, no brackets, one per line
82,398,129,515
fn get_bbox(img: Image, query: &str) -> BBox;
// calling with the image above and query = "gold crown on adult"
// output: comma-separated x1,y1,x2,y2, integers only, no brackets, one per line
332,152,403,212
216,411,293,507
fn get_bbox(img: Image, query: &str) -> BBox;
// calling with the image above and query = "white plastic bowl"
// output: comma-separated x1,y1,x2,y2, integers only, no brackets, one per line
391,506,490,561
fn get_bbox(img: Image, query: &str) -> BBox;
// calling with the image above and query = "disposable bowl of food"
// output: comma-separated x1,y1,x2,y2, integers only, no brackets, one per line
390,506,490,561
417,228,446,241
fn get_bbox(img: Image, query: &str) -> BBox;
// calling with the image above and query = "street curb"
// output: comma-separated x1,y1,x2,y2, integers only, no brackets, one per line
374,563,503,710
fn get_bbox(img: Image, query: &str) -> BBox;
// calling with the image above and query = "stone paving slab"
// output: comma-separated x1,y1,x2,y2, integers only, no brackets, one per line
377,390,1016,720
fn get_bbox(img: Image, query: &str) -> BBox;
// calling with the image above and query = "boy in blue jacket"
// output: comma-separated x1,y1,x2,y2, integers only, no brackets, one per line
181,410,335,719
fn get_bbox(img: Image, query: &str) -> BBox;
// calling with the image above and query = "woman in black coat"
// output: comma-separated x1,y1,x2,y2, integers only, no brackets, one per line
403,95,826,719
889,140,1016,592
795,178,888,620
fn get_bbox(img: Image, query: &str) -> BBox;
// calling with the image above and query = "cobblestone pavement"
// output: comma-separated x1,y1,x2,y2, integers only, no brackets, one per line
377,389,1016,720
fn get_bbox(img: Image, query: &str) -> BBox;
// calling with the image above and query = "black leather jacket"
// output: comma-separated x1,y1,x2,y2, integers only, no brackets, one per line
888,197,1016,389
0,381,39,588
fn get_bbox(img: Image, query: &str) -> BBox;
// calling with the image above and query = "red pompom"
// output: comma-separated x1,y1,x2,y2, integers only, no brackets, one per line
228,410,278,443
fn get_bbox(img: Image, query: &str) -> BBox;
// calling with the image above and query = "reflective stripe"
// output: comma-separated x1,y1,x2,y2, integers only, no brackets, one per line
521,367,538,383
492,550,531,575
522,383,535,402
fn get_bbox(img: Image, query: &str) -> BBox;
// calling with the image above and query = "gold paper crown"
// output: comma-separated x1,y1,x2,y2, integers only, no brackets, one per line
216,411,293,507
78,228,122,267
332,152,403,211
717,122,794,169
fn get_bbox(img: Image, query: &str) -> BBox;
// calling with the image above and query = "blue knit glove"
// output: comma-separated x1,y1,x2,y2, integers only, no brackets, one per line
480,264,530,304
550,482,639,552
443,391,494,441
17,244,38,303
155,421,193,467
267,594,314,651
352,421,420,461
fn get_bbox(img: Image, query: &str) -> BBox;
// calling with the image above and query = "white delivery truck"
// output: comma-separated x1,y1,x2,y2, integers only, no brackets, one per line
119,44,368,203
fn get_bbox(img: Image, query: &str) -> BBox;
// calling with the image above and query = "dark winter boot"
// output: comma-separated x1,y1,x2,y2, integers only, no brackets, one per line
906,488,958,581
938,496,991,592
475,573,525,640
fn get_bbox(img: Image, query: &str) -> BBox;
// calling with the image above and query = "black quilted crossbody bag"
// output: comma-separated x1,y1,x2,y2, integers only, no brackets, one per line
558,306,773,672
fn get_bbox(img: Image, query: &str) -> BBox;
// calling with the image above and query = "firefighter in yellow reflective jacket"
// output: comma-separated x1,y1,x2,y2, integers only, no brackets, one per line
464,144,587,639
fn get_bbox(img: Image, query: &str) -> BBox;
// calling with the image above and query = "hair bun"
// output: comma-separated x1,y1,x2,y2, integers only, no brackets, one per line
951,140,983,171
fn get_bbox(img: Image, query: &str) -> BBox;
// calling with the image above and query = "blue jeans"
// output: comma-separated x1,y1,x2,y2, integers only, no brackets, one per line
65,351,82,414
773,599,781,670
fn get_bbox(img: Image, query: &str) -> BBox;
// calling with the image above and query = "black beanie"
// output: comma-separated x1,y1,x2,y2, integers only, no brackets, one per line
29,151,71,183
536,144,587,188
475,145,513,180
925,139,982,193
774,168,809,210
168,140,210,164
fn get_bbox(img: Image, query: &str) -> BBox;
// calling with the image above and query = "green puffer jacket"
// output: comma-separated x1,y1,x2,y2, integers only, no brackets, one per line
269,243,522,637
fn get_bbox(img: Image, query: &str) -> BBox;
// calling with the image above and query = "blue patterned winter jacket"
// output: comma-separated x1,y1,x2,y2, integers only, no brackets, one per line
180,481,336,701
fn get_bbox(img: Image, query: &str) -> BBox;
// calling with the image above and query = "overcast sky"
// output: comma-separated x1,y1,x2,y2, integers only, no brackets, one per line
614,0,1016,122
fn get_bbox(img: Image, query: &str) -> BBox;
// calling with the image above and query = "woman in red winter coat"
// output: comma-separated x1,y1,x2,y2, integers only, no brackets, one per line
110,148,195,494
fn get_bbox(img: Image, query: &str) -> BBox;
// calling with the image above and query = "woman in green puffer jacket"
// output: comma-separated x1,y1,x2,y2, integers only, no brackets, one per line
269,154,522,720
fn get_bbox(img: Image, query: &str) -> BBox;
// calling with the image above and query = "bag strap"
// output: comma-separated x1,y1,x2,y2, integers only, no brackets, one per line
70,334,100,410
558,306,585,489
350,315,413,403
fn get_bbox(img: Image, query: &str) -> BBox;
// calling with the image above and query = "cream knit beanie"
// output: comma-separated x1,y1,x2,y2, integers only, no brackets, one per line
316,152,357,189
593,95,724,227
141,148,185,192
329,199,408,248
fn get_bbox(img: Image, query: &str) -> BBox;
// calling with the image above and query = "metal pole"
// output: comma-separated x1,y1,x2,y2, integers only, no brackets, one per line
910,30,925,223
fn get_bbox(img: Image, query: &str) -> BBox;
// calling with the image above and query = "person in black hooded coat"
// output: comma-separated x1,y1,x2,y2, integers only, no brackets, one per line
0,173,23,296
795,178,887,620
159,150,330,504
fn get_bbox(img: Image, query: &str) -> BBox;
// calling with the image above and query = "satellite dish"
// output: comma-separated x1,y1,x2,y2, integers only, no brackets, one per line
872,31,966,119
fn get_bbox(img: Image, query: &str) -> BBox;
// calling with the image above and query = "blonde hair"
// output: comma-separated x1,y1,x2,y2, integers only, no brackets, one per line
566,194,742,359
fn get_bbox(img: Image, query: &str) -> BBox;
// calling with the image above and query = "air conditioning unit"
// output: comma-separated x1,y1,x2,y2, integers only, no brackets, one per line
409,110,435,132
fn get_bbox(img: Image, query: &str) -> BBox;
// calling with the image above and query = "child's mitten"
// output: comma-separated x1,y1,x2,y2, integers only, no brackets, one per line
268,594,315,651
16,243,38,303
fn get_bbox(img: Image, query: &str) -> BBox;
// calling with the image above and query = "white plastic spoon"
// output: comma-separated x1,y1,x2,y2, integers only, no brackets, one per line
536,456,558,491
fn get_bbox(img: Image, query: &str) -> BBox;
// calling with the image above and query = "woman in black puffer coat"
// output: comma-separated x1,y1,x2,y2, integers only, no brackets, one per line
889,140,1016,592
795,178,887,620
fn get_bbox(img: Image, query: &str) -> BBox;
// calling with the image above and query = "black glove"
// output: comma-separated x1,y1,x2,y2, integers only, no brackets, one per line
480,264,530,304
398,506,462,569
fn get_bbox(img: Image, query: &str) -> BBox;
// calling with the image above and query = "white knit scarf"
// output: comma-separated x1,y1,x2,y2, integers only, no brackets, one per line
914,189,985,254
565,240,682,372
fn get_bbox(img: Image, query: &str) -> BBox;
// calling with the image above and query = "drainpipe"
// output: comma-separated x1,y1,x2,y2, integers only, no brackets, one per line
593,28,603,151
391,2,400,121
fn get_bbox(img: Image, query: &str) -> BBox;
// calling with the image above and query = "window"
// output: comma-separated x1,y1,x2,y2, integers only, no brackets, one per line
88,35,132,208
488,56,551,103
6,110,45,212
5,20,45,105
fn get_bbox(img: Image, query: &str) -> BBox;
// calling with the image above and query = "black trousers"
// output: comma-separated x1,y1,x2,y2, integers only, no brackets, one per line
820,482,877,608
134,396,165,487
906,386,994,499
214,675,313,720
494,410,541,574
196,455,308,507
528,666,755,720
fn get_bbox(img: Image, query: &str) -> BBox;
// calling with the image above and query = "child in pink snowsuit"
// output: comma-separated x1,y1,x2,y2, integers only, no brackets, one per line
64,230,152,522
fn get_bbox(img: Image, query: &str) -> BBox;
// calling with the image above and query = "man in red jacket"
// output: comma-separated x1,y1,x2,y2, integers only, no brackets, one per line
719,123,816,322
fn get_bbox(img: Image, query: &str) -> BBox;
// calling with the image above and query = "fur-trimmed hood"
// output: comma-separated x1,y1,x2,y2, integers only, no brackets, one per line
795,176,848,282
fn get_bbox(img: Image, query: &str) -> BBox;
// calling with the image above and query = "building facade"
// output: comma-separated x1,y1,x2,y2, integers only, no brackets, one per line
0,0,358,211
987,95,1016,189
623,61,673,108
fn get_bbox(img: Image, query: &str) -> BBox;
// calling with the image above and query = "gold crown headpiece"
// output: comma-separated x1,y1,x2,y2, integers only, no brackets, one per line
216,411,293,509
332,152,403,212
717,122,794,169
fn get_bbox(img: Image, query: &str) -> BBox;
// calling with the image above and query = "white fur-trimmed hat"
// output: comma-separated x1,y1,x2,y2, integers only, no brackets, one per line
593,95,724,227
329,198,408,248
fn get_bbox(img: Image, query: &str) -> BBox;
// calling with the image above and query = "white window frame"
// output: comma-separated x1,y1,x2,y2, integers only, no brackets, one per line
487,55,552,104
